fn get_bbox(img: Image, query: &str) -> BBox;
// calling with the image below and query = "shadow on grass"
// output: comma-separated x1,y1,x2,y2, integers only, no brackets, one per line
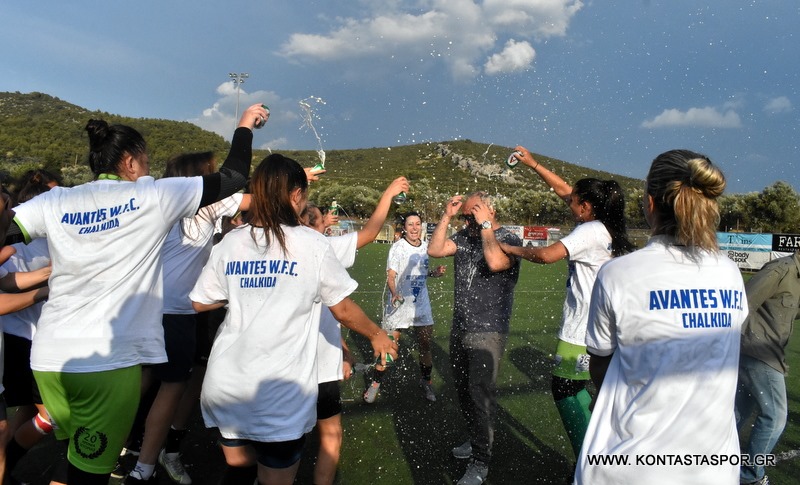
333,333,574,484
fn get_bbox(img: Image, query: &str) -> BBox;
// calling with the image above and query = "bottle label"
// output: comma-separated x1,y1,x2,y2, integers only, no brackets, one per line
506,151,521,168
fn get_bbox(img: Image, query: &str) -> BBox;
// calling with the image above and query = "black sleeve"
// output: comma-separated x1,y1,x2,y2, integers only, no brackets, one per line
198,127,253,208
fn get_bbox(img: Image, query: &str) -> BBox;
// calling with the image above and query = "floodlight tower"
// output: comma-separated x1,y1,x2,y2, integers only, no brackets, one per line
229,72,249,126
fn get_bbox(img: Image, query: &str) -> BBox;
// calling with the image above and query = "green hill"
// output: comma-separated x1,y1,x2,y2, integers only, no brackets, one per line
0,90,640,227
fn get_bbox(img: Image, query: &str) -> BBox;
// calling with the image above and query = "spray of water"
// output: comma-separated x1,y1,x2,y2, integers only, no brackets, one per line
299,96,327,167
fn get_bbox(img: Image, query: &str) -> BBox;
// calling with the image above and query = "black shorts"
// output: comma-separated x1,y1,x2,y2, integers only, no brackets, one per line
2,333,42,406
219,436,306,469
194,308,226,365
151,314,196,382
316,380,342,420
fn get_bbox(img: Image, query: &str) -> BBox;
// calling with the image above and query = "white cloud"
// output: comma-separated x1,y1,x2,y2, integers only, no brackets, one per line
484,39,536,75
279,0,583,80
641,106,742,129
188,83,302,141
763,96,793,114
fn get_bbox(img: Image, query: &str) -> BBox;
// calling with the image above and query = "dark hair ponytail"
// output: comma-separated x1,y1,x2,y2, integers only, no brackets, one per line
573,178,635,257
85,119,147,176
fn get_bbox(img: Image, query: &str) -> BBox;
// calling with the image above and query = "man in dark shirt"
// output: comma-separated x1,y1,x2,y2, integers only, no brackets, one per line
428,191,521,485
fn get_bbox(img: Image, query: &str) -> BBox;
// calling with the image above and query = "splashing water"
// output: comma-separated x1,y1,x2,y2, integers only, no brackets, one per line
299,96,327,167
481,143,494,162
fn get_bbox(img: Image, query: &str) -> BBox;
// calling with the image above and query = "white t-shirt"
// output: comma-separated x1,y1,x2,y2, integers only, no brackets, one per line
558,221,612,345
191,224,357,441
162,193,243,314
317,232,357,384
0,239,51,339
575,236,747,485
382,238,434,330
13,176,203,373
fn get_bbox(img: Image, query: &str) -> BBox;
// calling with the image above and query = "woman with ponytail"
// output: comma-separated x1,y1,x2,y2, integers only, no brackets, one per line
575,150,747,484
500,146,635,461
8,103,268,484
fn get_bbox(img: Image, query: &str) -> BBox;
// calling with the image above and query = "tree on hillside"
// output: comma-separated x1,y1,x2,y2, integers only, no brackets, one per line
719,182,800,233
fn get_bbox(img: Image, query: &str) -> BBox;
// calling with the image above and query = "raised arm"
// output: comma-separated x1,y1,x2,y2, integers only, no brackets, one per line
471,202,515,272
357,177,410,249
513,146,573,204
198,103,269,208
427,196,461,258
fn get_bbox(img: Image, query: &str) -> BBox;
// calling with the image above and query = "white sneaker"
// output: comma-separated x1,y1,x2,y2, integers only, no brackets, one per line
420,379,437,402
452,440,472,459
158,449,192,484
363,381,381,403
457,459,489,485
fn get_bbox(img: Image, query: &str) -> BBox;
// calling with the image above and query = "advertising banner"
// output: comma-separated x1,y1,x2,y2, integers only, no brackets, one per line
717,232,772,271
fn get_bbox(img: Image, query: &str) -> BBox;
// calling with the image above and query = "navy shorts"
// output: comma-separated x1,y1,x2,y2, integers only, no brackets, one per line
151,314,196,382
316,380,342,420
219,436,306,469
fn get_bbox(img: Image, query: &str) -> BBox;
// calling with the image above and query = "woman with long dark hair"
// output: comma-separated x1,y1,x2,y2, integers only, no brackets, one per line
501,146,635,459
190,154,396,485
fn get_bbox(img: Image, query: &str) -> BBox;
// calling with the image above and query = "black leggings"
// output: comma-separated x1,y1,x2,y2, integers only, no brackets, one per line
67,463,110,485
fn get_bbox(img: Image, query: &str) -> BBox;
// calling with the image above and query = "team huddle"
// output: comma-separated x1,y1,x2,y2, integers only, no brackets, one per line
0,103,795,485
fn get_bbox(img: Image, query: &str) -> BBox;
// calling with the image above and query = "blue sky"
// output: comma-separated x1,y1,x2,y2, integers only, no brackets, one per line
1,1,797,194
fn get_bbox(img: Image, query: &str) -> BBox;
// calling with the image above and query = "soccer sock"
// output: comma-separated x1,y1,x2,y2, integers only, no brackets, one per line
420,363,433,382
131,462,156,480
554,388,592,457
219,464,258,485
165,426,188,454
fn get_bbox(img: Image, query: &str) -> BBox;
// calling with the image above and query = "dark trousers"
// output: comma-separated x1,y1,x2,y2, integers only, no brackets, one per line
449,329,507,465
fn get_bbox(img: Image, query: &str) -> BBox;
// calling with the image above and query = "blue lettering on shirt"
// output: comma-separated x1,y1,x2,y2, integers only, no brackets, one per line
60,198,139,235
649,288,743,311
225,259,300,289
